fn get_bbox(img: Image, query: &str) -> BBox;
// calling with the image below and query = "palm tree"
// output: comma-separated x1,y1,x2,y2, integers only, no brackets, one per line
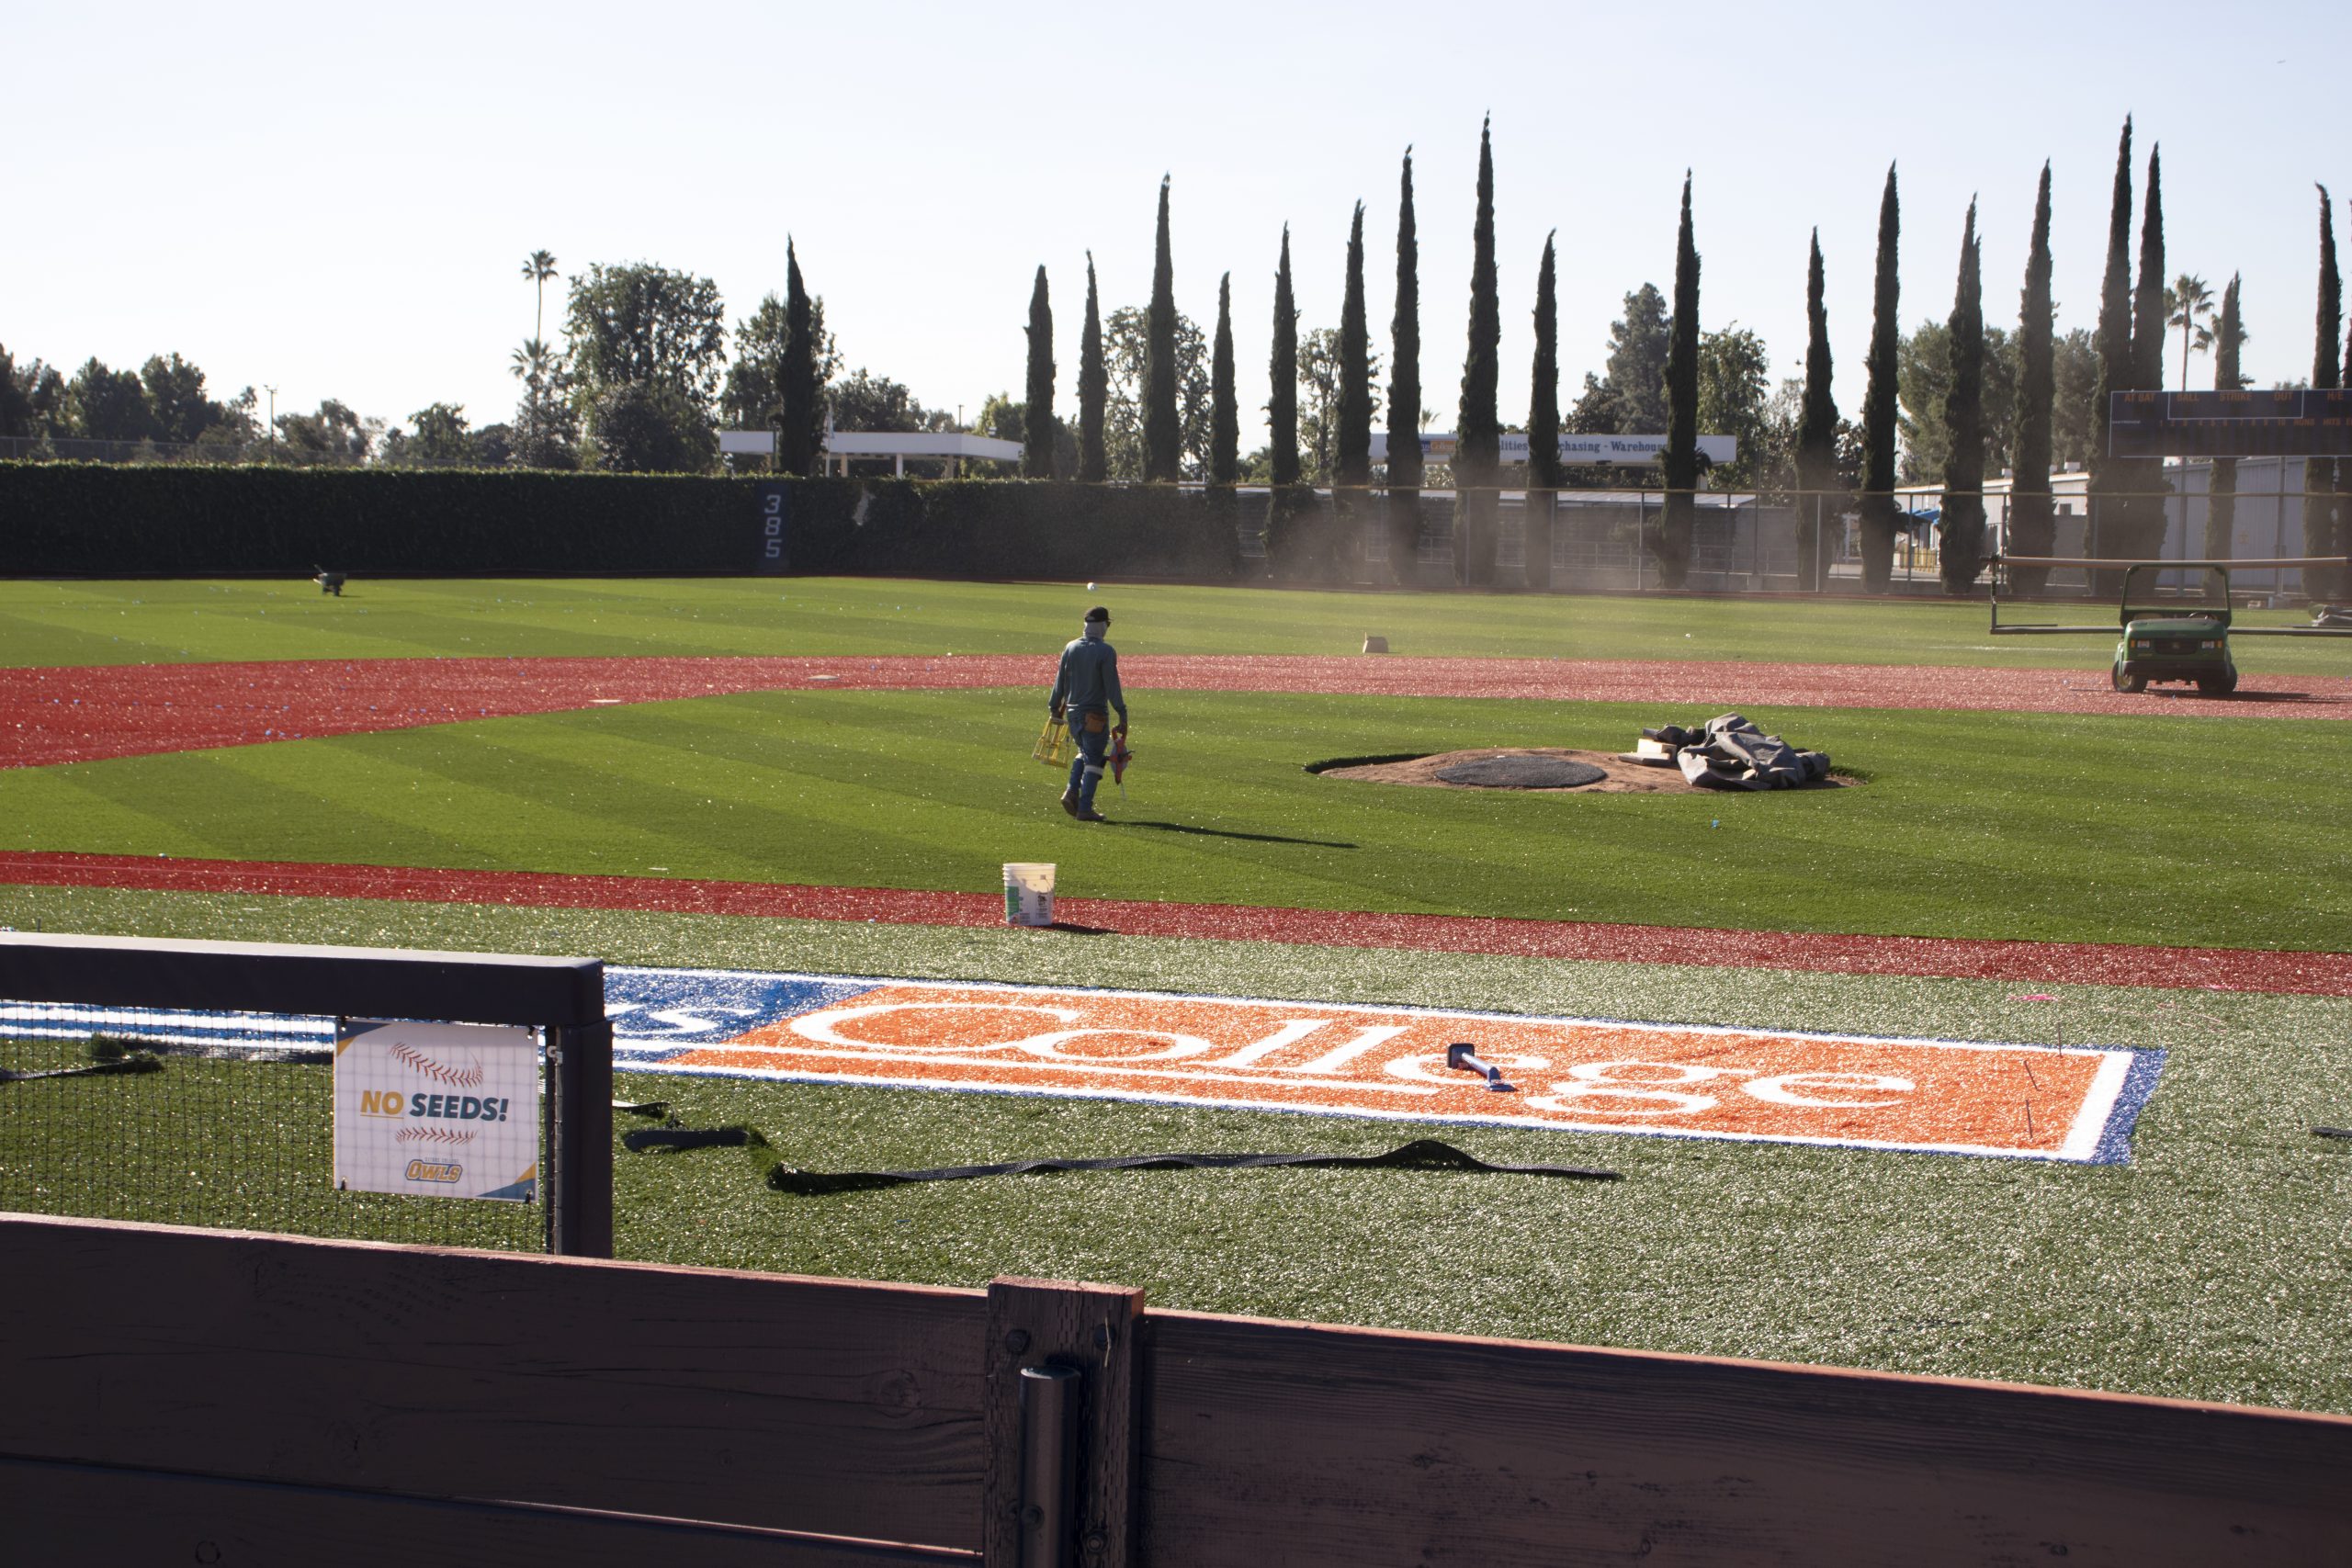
510,336,557,446
2165,273,2214,389
521,250,559,344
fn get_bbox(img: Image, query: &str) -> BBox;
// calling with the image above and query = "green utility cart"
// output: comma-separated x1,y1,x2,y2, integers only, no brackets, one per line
1988,555,2352,691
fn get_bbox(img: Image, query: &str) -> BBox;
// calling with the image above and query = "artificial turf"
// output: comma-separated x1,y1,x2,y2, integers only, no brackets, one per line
3,575,2347,675
6,577,2348,1414
5,883,2348,1416
7,687,2347,951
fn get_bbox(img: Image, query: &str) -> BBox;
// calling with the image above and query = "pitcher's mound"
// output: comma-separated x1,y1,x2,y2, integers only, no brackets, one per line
1312,747,1848,795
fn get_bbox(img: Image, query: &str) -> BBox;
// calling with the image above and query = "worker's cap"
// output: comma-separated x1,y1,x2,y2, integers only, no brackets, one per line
1084,605,1111,624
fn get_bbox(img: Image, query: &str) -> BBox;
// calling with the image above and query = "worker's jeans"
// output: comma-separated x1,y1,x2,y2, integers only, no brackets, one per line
1066,719,1108,810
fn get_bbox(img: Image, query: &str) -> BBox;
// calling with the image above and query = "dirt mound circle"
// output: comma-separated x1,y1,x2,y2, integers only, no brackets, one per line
1432,755,1610,789
1312,748,1689,793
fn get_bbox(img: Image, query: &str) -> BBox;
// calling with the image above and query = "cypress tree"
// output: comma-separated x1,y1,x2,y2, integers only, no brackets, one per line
1658,171,1701,590
1270,226,1299,488
1524,230,1561,591
1859,164,1903,592
1143,176,1180,481
1793,229,1840,592
1939,201,1987,593
1453,115,1501,587
2119,145,2173,560
2206,273,2244,559
1022,265,1054,479
1209,271,1238,485
1337,202,1373,487
1385,147,1424,584
2312,187,2342,589
2009,163,2057,595
2089,119,2136,585
1267,226,1303,577
1079,253,1107,481
777,239,825,477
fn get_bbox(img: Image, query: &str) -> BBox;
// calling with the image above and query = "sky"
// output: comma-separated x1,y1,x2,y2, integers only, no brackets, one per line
9,0,2348,452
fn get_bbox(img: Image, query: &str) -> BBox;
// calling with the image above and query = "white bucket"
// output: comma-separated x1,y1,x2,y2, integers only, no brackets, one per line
1002,862,1057,927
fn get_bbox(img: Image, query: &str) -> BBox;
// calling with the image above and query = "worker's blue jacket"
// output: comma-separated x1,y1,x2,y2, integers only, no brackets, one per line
1049,635,1126,724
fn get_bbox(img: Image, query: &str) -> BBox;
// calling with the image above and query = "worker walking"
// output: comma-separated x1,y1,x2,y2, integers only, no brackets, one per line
1047,605,1128,822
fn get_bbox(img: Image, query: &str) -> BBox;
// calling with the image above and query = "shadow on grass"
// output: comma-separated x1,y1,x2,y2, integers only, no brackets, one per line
1111,818,1358,849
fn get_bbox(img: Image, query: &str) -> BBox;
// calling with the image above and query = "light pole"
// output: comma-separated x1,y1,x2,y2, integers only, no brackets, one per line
264,385,277,457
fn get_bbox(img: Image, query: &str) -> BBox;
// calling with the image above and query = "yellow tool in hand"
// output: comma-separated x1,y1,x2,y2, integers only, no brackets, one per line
1031,716,1067,766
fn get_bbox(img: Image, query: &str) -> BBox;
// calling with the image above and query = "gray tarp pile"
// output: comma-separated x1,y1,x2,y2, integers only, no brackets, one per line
1628,713,1831,791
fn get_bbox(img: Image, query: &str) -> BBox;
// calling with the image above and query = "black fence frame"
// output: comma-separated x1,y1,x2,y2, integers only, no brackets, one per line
0,932,612,1256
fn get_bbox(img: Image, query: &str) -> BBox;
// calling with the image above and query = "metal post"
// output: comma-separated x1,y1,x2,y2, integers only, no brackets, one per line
548,1020,613,1258
1019,1365,1080,1568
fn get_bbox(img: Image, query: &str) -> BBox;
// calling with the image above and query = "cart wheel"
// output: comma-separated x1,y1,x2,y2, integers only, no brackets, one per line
2198,672,2237,696
2111,665,2145,694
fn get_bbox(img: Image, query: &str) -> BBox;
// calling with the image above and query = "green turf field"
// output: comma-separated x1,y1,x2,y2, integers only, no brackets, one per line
6,578,2349,1414
6,885,2347,1416
8,686,2348,950
3,575,2347,673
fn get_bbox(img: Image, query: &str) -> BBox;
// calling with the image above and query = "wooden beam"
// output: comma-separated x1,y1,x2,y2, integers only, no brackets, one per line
2,1455,978,1567
1137,1310,2352,1566
982,1278,1145,1568
0,1215,987,1550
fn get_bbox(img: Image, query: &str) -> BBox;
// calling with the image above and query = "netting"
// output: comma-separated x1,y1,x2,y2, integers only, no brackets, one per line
0,998,546,1252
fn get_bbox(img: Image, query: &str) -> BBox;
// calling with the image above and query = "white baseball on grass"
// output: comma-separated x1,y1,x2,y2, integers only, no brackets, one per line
1087,581,1097,590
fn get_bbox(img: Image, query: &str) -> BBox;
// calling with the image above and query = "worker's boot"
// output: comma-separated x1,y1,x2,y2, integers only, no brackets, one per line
1059,788,1080,818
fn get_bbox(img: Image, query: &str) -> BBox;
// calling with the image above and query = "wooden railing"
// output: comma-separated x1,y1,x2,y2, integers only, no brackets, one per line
4,1212,2347,1565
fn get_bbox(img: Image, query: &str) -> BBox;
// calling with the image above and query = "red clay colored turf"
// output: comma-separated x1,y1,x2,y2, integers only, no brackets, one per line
6,653,2346,769
3,851,2344,997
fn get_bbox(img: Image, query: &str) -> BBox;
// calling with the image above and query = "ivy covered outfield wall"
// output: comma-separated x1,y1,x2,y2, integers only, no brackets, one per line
0,465,1247,581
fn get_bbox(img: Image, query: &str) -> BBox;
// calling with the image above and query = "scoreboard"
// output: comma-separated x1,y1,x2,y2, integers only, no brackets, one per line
2107,388,2352,457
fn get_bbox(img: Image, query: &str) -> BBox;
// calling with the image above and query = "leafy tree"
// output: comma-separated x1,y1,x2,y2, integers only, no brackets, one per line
1298,325,1383,484
2052,328,2102,468
1023,265,1055,478
1525,230,1561,590
1568,284,1669,434
1269,226,1299,488
972,392,1073,478
2313,186,2343,587
1209,272,1238,484
381,402,477,467
830,367,946,433
1336,202,1373,487
1102,305,1211,479
562,262,729,423
67,358,155,442
1658,172,1701,589
140,353,220,443
1859,164,1904,591
2208,274,2246,558
1939,201,1988,592
590,381,716,474
1898,320,2018,483
1144,176,1180,481
510,336,564,460
2165,274,2215,389
1794,231,1840,589
1453,116,1501,587
2010,163,2058,590
778,242,827,477
276,399,379,463
1386,147,1423,489
1693,323,1776,491
720,290,838,440
0,345,36,437
1079,253,1107,482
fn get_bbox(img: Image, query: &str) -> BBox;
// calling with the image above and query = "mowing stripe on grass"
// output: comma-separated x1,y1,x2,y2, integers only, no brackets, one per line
606,966,2161,1164
6,850,2346,996
10,651,2346,767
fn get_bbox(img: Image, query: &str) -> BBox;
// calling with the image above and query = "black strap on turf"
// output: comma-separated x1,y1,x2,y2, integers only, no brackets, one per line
624,1125,756,1153
0,1056,164,1085
761,1135,1618,1196
2314,1126,2351,1141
